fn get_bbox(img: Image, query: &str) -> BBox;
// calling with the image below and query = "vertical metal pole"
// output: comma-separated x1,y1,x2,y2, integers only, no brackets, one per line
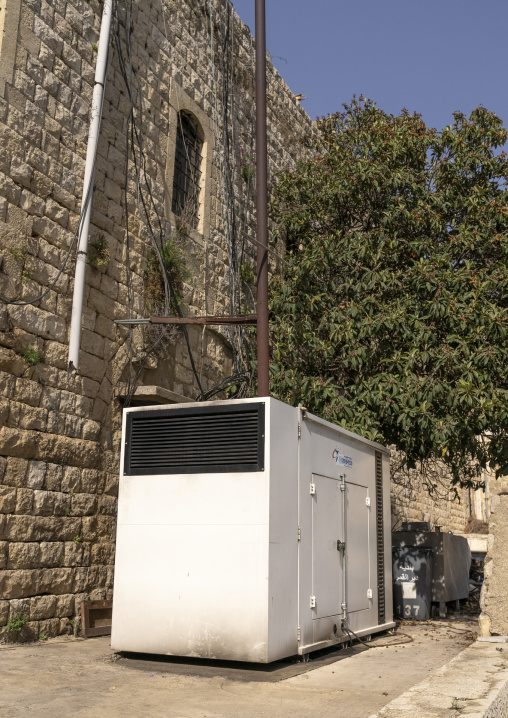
340,474,347,622
482,435,490,522
255,0,270,396
484,466,490,521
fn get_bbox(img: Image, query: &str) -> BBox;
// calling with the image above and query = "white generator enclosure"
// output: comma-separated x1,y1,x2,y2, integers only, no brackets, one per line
112,398,394,663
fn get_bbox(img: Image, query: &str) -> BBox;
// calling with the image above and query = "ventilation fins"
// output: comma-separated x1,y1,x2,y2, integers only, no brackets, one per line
124,403,265,475
375,451,385,624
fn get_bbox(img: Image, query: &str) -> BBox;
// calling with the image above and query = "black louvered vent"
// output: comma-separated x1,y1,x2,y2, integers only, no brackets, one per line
375,451,386,625
124,403,265,475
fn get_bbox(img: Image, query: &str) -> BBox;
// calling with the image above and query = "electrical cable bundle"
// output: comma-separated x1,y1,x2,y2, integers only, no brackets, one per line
1,0,259,406
117,0,256,405
112,0,204,406
197,370,252,402
205,0,256,399
342,624,413,649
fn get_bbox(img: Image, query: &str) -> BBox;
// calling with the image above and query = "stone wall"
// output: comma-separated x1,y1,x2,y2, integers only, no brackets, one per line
390,461,500,535
479,476,508,636
390,471,470,534
0,0,312,640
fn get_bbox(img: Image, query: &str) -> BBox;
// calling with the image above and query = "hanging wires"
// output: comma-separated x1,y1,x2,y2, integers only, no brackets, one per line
119,0,256,404
113,0,203,405
197,370,252,402
201,0,255,400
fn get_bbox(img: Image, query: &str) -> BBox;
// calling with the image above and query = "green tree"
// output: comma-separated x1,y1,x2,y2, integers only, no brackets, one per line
269,98,508,488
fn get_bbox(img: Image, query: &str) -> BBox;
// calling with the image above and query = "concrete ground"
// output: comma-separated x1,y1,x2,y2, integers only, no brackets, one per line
373,639,508,717
0,619,477,718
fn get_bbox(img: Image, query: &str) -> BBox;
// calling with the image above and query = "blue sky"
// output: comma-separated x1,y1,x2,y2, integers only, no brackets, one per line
231,0,508,135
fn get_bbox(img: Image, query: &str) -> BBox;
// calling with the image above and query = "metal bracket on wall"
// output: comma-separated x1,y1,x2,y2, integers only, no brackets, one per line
115,314,258,326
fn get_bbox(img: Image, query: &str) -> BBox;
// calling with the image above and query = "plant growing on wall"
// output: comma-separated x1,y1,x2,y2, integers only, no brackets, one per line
5,613,28,633
23,346,45,366
9,246,27,261
88,235,110,269
269,98,508,489
240,146,255,183
68,618,81,636
240,261,255,286
145,230,190,314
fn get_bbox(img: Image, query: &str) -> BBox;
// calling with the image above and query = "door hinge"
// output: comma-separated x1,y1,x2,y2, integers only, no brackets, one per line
297,626,301,641
310,595,316,608
297,526,301,541
298,423,301,438
365,496,371,507
367,588,373,599
310,483,316,495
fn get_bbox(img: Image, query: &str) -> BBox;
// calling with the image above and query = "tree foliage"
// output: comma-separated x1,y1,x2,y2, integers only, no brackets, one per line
269,98,508,487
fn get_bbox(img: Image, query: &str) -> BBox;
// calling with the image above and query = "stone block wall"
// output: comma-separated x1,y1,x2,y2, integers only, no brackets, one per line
391,462,504,535
390,472,470,534
0,0,312,639
479,475,508,636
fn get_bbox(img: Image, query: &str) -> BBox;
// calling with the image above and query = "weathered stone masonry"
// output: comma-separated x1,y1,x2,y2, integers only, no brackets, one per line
0,0,312,639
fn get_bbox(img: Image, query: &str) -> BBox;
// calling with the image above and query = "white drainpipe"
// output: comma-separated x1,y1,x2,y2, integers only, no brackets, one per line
67,0,113,376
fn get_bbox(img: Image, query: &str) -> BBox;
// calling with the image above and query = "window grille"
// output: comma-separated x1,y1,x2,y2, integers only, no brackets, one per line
172,112,203,229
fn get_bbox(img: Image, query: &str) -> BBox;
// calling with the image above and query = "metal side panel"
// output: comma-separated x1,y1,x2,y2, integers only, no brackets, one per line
299,414,391,652
267,399,299,662
346,481,370,613
382,452,394,624
112,464,271,662
111,520,270,661
311,474,343,619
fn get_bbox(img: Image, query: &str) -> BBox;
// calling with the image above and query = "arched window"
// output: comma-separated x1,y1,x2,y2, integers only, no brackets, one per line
171,111,203,229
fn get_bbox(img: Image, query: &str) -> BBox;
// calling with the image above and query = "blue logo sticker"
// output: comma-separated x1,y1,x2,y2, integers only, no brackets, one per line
332,449,353,468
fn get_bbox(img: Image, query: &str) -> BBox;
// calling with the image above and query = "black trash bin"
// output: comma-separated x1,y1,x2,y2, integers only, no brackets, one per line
392,546,433,621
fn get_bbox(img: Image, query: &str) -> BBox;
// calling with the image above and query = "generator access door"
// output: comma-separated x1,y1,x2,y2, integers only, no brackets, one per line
345,481,370,613
311,474,344,619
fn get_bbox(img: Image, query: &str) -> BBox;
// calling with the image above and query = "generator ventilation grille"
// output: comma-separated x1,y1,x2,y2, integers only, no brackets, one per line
375,450,385,624
124,402,265,475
